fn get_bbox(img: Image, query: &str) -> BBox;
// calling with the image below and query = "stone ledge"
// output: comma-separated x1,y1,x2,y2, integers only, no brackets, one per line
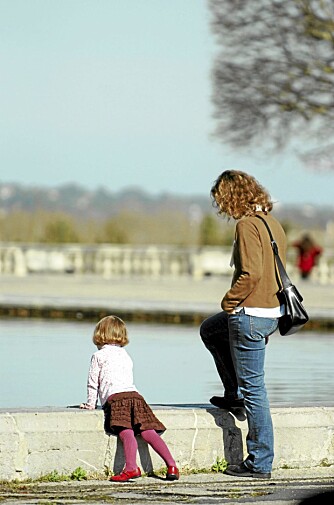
0,406,333,480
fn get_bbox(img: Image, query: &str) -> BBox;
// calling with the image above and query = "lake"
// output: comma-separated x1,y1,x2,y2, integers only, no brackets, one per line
1,319,334,408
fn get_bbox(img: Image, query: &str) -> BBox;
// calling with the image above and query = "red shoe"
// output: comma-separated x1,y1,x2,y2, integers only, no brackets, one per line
166,465,179,481
109,467,141,482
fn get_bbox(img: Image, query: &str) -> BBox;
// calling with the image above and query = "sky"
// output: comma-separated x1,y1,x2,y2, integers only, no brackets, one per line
0,0,333,206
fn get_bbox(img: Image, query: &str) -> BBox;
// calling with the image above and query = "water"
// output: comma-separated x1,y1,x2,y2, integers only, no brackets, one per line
1,319,334,409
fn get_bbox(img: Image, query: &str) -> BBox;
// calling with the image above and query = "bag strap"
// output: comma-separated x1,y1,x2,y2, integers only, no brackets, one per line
255,215,292,290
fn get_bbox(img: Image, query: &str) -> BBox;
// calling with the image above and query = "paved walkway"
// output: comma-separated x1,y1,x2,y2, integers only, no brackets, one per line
1,468,334,504
0,274,333,325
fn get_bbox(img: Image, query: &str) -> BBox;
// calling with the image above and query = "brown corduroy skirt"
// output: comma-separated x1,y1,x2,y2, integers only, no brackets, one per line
103,391,166,436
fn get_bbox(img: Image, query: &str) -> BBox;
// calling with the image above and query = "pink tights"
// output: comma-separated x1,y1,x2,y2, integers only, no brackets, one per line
118,429,176,472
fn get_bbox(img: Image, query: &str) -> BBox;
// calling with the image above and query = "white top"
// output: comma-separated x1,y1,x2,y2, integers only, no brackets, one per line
86,344,137,408
235,305,284,317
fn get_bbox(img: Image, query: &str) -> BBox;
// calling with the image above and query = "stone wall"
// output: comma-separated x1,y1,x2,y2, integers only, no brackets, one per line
1,406,333,481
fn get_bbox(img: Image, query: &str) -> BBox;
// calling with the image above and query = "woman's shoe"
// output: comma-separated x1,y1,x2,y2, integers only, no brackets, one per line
224,463,271,479
166,466,180,481
110,467,141,482
210,396,245,410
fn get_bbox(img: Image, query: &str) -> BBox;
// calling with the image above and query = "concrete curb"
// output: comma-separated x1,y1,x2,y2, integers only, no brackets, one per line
1,406,333,481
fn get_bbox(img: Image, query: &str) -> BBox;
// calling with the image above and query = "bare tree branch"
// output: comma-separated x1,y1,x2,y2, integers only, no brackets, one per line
209,0,334,155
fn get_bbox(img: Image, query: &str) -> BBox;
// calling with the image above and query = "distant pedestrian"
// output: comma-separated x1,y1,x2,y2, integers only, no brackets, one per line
200,170,287,480
292,234,322,279
80,315,179,482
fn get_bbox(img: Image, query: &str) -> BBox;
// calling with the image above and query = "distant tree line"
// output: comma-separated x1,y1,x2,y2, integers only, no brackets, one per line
0,184,330,247
0,209,236,246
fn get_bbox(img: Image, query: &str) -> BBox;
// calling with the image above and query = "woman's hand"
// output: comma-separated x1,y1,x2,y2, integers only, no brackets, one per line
80,403,94,410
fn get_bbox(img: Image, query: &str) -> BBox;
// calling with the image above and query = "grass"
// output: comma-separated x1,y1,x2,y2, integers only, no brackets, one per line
3,457,333,486
211,457,228,473
38,470,70,483
37,467,88,482
0,460,226,488
0,467,88,488
320,459,333,467
70,467,88,481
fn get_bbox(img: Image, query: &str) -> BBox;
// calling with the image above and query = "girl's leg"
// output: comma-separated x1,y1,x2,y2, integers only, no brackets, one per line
119,428,138,471
140,430,176,467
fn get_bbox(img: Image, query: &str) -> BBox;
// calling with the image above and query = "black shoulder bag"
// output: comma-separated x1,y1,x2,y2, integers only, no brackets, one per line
256,215,309,336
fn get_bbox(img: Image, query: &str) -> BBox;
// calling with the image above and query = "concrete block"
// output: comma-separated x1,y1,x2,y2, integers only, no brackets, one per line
0,407,333,481
0,414,23,480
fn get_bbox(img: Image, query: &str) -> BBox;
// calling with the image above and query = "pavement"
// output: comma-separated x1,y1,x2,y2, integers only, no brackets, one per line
0,274,334,327
0,468,334,504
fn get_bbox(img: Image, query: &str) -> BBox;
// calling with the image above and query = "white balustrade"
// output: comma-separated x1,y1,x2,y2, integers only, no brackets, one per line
0,243,333,283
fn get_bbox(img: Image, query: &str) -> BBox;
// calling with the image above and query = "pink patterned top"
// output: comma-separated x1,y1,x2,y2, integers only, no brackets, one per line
86,344,137,408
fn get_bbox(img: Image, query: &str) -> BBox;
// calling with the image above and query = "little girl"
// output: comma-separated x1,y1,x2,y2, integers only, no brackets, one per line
80,315,179,482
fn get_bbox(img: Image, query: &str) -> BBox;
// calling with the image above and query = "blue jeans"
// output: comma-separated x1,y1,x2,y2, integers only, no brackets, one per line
200,310,278,473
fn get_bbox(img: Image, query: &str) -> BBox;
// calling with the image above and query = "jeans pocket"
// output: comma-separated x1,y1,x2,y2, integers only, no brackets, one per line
249,316,278,341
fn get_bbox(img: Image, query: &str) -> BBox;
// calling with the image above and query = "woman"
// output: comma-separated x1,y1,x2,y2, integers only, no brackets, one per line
200,170,287,479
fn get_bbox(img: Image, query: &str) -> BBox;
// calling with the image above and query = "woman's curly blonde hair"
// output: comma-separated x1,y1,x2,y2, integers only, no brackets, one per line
211,170,273,220
93,315,129,347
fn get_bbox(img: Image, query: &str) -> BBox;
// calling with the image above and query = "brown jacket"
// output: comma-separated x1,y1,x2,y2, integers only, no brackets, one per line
221,212,287,313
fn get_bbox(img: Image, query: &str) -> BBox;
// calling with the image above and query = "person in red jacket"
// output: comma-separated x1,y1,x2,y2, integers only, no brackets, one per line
292,234,322,279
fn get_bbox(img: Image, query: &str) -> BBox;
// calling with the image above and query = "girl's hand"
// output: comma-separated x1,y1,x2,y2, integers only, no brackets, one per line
80,403,94,410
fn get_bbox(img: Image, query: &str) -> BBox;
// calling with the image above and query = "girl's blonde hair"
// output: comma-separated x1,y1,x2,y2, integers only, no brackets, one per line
93,315,129,347
211,170,273,220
